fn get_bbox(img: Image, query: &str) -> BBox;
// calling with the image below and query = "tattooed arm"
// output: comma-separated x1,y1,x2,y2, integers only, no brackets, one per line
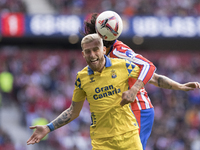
120,73,200,107
52,101,84,129
120,79,144,106
27,101,84,145
149,73,200,91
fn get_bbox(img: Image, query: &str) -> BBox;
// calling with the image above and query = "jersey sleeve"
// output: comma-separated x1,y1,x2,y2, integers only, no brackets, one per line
72,73,86,102
112,47,156,85
125,60,140,79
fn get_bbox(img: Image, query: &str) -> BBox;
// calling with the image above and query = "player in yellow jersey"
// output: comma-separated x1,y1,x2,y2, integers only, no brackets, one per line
27,33,143,150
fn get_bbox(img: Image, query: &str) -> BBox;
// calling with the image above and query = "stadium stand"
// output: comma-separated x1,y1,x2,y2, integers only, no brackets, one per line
0,0,26,14
48,0,200,16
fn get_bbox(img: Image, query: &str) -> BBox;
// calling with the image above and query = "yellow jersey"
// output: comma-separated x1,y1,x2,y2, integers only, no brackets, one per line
72,56,140,139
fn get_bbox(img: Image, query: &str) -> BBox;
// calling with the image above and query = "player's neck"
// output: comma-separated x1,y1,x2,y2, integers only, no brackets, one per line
106,47,111,55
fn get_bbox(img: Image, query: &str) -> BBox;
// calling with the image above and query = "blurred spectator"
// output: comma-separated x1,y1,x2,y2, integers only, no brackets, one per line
0,128,15,150
0,64,14,106
0,0,26,14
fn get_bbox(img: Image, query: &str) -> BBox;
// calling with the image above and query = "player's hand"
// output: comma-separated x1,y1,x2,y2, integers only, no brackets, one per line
120,80,144,106
27,125,50,145
181,82,200,91
120,89,137,107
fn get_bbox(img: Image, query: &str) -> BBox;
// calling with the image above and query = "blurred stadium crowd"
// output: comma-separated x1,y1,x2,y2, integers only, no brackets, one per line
1,0,200,16
48,0,200,16
0,48,200,150
0,0,200,150
0,0,26,14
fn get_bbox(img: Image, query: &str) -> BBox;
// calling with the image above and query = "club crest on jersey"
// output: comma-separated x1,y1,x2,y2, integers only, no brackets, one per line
111,70,117,78
125,49,135,59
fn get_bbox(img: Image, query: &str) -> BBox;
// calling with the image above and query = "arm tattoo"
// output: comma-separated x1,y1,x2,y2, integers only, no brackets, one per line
134,82,143,89
158,77,172,89
128,80,144,101
52,102,74,129
134,80,144,90
128,93,135,101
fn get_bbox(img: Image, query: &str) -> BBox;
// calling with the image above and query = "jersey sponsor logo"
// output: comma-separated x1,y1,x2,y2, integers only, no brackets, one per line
93,85,121,100
125,49,135,59
90,77,95,83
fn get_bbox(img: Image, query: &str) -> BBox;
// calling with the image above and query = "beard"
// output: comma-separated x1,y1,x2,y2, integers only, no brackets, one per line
86,55,105,72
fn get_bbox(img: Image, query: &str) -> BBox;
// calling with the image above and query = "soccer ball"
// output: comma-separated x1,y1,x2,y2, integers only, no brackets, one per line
95,11,123,41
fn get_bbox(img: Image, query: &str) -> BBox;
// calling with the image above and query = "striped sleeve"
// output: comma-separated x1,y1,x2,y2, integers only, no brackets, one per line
112,47,156,85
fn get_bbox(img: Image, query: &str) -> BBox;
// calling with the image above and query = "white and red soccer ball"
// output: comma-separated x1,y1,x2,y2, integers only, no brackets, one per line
95,11,123,41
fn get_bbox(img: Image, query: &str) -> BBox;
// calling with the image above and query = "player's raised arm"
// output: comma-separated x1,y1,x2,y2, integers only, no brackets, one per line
119,49,200,92
149,73,200,91
112,48,156,85
27,101,84,145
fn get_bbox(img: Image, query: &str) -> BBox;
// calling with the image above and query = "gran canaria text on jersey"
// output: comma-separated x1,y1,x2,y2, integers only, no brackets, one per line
93,85,121,100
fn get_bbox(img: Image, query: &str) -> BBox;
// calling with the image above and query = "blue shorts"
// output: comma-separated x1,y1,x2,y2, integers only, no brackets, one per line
133,108,154,150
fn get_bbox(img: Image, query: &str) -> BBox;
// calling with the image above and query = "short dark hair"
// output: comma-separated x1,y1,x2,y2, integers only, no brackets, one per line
82,13,115,48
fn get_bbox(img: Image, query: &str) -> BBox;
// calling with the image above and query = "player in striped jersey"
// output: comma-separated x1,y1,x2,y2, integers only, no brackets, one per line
83,13,200,150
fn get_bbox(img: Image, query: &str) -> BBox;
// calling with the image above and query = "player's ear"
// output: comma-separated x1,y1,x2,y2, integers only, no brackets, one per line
82,51,85,58
103,46,106,54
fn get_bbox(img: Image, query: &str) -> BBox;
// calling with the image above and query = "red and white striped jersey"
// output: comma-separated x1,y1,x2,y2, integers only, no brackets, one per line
107,40,156,110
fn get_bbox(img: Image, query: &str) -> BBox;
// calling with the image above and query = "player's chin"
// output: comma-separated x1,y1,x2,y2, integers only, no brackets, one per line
89,64,99,71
